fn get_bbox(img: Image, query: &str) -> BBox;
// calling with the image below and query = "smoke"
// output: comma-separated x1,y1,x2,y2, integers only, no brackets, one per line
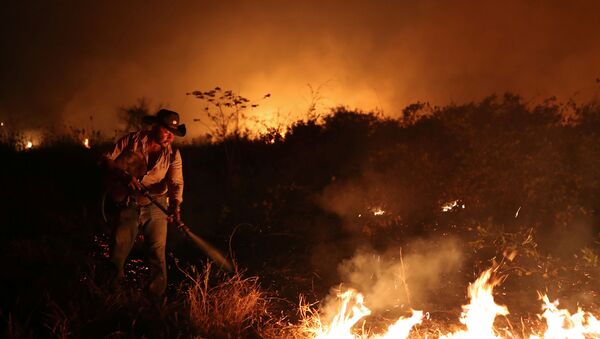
335,237,464,313
2,1,600,136
541,213,597,259
317,170,411,234
314,171,464,314
317,177,374,233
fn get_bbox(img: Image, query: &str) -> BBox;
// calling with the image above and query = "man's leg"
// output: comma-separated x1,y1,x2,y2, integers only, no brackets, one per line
140,199,168,296
110,205,139,283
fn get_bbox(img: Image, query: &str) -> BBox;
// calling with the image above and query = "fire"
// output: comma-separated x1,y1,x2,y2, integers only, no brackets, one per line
302,289,422,339
377,310,424,339
440,268,508,339
83,138,90,148
302,266,600,338
311,289,372,339
530,294,600,339
442,200,465,212
26,141,33,149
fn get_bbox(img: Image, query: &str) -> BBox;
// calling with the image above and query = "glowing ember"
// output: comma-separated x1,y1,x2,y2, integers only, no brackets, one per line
442,200,465,212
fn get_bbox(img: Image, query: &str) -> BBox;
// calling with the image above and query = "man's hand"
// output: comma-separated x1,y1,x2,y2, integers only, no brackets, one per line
114,167,142,192
103,157,142,192
126,176,143,191
168,200,181,224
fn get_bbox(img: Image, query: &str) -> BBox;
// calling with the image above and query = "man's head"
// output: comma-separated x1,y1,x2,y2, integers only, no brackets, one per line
142,109,186,147
152,125,175,148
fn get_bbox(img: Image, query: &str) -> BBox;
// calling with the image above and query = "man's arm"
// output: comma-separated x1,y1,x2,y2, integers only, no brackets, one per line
100,133,131,165
167,149,184,220
99,133,142,191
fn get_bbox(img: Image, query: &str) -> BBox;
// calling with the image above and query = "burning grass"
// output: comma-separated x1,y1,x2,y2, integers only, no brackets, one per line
289,266,600,339
4,220,599,338
280,222,600,339
7,221,598,338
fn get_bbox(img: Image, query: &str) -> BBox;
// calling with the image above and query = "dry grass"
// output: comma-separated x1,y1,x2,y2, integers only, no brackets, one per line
179,262,276,338
287,296,330,339
7,256,288,338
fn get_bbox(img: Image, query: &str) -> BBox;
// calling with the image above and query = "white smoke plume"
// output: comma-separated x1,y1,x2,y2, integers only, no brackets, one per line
335,237,464,313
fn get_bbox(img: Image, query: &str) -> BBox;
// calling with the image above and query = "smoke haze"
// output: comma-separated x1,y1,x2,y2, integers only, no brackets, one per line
315,237,463,322
1,1,599,136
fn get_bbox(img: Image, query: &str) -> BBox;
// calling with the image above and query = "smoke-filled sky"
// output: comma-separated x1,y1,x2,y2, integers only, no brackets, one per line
1,0,599,137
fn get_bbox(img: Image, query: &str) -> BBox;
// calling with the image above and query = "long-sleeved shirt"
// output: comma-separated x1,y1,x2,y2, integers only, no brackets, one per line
103,131,184,203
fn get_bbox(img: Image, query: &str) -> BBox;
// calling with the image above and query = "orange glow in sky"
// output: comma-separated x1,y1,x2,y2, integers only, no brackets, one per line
1,1,599,137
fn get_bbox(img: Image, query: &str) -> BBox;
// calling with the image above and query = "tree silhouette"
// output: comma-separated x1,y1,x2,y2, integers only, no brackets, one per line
116,98,152,135
187,87,270,141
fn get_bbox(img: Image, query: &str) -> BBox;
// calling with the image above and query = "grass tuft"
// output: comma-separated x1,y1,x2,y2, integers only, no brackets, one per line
180,262,274,338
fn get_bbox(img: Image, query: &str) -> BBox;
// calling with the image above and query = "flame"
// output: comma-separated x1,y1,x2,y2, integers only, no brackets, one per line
442,200,465,212
26,141,33,149
313,289,372,339
372,208,385,216
83,138,90,148
440,268,509,339
376,310,424,339
530,295,600,339
304,268,507,339
304,289,422,339
301,266,600,338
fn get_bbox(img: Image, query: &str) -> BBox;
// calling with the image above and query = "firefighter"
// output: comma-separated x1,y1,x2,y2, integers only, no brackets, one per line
101,109,185,296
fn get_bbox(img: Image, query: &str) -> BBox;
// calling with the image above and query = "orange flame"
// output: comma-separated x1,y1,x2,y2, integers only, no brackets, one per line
530,294,600,339
377,310,424,339
313,289,372,339
302,266,600,338
441,268,509,338
304,288,422,339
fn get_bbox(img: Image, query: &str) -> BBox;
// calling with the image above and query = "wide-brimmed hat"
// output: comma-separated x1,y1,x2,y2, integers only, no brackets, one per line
142,109,186,136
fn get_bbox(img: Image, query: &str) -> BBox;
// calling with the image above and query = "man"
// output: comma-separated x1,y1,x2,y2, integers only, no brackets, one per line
101,109,185,296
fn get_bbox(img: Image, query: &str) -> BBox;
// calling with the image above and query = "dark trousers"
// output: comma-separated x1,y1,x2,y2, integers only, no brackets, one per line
110,196,168,296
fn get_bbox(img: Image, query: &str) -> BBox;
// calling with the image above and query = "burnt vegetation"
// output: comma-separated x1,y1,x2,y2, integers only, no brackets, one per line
1,93,600,337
